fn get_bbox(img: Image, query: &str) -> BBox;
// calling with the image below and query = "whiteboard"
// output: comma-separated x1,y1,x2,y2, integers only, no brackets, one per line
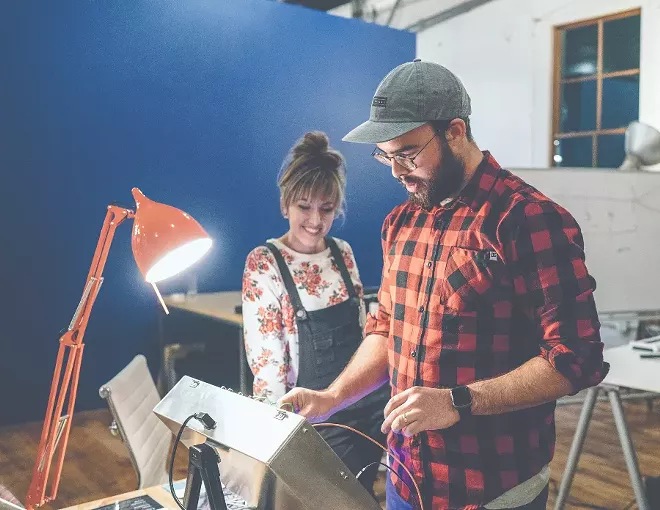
511,168,660,314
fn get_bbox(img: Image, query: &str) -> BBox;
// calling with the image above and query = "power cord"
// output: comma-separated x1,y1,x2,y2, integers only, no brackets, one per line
312,422,424,510
168,412,217,510
356,460,417,504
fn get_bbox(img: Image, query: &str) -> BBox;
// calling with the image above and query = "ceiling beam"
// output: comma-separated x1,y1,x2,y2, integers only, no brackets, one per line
405,0,498,32
385,0,405,25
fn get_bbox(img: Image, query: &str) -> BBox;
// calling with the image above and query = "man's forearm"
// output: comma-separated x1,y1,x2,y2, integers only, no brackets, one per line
469,357,573,415
328,333,389,410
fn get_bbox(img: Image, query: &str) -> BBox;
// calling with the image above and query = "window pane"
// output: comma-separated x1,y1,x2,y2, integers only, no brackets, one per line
555,137,593,167
602,75,639,129
597,134,625,168
560,80,597,132
562,24,598,78
603,15,640,73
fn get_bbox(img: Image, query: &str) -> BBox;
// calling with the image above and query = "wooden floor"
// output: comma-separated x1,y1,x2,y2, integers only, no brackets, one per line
1,393,659,509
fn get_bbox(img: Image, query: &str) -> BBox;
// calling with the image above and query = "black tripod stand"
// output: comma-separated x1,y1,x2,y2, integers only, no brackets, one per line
182,443,228,510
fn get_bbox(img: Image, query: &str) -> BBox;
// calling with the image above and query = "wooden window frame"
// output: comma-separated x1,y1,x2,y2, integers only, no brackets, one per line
551,8,641,167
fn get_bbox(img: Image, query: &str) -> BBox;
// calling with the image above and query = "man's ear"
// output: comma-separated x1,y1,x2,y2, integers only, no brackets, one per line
445,118,466,142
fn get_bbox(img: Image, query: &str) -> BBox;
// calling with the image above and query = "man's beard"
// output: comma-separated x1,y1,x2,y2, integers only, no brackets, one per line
403,141,465,210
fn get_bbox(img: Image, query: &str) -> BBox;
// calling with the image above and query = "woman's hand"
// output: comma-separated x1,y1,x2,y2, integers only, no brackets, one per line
278,387,340,423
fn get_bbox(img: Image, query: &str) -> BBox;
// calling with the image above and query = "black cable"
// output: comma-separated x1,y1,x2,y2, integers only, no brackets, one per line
168,412,217,510
169,414,198,510
356,459,421,510
356,461,389,481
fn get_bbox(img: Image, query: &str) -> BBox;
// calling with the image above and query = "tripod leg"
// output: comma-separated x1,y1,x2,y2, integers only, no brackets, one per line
199,444,228,510
555,386,598,509
183,446,204,510
608,389,650,510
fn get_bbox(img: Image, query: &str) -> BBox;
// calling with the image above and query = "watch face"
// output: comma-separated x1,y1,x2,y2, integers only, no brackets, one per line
452,386,472,408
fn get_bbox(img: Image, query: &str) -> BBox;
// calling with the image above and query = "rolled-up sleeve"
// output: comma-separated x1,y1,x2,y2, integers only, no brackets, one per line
365,293,392,338
365,216,394,339
506,200,610,394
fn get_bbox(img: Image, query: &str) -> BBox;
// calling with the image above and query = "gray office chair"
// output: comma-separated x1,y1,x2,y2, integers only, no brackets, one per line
99,355,172,489
0,485,23,510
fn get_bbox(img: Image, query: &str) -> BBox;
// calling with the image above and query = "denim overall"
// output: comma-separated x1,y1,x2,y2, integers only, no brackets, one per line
266,238,390,493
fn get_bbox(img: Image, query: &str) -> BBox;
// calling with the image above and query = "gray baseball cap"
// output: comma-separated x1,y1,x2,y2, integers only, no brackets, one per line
343,59,471,144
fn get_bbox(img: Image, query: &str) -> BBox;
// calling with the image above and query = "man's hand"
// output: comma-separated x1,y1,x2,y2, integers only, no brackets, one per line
277,388,339,423
382,386,459,437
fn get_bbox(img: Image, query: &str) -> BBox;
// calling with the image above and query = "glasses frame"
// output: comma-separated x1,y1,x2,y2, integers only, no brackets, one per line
371,132,438,171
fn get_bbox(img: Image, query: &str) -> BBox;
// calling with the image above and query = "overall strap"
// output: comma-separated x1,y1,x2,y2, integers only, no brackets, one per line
264,242,308,320
326,237,358,299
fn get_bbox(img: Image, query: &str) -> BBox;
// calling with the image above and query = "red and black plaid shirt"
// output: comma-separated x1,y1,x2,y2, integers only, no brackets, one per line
366,152,609,509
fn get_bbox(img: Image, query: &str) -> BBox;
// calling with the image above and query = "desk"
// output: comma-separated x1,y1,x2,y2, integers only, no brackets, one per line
159,290,380,397
164,292,242,325
160,291,249,395
555,344,659,510
59,486,176,510
59,482,250,510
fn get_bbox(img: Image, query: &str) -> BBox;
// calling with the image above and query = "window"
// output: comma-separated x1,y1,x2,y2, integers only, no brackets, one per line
552,9,640,168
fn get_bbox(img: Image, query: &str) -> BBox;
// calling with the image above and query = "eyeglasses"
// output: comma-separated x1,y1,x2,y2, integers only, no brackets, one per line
371,132,438,171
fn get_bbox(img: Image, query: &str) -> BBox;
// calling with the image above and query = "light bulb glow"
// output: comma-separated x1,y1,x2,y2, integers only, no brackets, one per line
145,238,212,283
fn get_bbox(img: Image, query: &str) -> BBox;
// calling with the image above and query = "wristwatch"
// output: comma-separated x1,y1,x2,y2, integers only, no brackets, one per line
450,385,472,420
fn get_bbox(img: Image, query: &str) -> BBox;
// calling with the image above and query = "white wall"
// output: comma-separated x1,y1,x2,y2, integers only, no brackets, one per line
416,0,660,168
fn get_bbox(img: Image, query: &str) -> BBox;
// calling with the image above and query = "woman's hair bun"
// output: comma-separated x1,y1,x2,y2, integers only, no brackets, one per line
292,131,329,159
278,130,347,217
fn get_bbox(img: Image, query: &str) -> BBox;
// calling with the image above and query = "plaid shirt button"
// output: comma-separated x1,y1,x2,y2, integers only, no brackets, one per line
434,218,446,230
418,306,424,312
411,349,417,358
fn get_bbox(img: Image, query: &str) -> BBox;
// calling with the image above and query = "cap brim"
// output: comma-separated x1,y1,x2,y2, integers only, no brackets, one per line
342,120,426,144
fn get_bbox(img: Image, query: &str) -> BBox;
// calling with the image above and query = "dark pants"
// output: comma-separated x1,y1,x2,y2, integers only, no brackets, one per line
319,401,386,495
385,475,549,510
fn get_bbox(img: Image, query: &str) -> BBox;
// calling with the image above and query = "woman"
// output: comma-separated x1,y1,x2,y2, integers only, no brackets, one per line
241,131,389,494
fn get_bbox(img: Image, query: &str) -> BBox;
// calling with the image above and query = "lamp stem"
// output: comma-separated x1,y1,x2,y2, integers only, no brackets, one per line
152,282,170,315
26,205,134,510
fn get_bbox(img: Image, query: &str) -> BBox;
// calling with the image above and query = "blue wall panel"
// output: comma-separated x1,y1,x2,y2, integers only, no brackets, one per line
0,0,414,425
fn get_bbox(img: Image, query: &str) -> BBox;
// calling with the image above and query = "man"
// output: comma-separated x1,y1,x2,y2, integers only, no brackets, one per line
279,59,609,509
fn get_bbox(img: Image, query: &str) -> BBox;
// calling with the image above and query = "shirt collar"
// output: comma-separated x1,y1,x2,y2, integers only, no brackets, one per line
452,151,502,212
406,151,502,214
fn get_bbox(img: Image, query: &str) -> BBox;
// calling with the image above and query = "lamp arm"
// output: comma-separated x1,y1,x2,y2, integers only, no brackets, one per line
26,205,134,510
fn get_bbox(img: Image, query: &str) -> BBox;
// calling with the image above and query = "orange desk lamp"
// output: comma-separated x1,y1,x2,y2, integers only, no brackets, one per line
25,188,212,510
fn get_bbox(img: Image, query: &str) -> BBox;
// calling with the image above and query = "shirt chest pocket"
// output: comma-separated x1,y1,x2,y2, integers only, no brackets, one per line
436,247,500,312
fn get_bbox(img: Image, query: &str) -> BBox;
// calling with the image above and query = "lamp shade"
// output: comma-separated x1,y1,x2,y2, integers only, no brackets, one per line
130,188,212,283
619,121,660,170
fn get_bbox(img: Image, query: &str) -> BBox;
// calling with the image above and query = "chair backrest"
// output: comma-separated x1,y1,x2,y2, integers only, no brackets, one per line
99,355,171,489
0,498,23,510
0,485,24,510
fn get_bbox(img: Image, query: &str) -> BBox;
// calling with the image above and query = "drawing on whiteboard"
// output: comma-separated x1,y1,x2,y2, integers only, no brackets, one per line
512,169,660,314
550,195,636,236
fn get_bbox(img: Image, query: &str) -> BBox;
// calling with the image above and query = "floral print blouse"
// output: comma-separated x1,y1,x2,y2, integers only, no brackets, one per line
241,237,365,400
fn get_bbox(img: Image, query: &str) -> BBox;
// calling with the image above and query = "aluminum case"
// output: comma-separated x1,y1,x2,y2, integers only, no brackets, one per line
153,376,382,510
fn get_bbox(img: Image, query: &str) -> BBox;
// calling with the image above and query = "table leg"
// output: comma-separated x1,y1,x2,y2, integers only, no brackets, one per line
554,386,599,510
237,326,249,395
607,388,650,510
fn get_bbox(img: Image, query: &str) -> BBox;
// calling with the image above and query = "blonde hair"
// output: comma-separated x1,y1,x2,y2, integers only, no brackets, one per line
278,131,347,217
